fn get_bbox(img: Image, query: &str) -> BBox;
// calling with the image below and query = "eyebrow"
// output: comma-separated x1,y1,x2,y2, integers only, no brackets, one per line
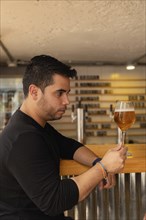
56,89,71,93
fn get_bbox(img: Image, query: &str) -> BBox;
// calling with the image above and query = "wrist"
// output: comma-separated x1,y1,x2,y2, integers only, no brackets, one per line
92,157,102,166
96,162,108,180
98,161,108,178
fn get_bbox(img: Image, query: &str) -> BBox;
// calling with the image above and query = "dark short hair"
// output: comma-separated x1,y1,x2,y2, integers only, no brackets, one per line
22,55,77,97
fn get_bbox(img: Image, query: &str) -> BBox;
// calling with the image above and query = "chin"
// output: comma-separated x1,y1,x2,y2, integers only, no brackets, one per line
55,115,62,120
51,115,63,121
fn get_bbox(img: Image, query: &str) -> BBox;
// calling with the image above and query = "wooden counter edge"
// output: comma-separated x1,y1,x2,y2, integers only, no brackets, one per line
60,144,146,176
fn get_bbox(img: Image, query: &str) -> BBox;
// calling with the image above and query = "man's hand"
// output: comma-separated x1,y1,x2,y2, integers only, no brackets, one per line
97,144,127,190
98,173,116,190
101,145,127,174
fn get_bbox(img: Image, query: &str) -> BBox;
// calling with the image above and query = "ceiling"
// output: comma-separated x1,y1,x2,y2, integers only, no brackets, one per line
0,0,146,67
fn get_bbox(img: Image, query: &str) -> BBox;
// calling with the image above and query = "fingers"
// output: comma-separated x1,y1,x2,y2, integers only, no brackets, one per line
98,174,116,190
98,180,104,190
120,147,128,161
112,144,128,153
143,213,146,220
102,145,128,174
104,173,116,189
112,144,122,151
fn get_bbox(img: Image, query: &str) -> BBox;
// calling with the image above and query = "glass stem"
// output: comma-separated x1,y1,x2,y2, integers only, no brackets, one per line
121,131,126,146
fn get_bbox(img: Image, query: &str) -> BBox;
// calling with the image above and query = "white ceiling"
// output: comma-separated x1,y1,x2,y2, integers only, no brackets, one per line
0,0,146,66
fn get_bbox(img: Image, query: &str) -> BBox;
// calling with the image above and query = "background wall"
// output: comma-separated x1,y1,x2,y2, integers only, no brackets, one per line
0,66,145,144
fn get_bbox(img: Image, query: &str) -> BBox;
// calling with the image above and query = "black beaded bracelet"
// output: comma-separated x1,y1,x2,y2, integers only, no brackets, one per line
92,157,102,166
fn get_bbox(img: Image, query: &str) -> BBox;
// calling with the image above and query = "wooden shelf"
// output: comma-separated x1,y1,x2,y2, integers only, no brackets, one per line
71,86,146,89
70,93,146,96
72,79,145,82
0,75,145,144
86,127,146,131
71,76,146,144
69,99,146,102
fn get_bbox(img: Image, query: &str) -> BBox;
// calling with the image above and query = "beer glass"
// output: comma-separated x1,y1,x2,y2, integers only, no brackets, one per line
114,101,136,156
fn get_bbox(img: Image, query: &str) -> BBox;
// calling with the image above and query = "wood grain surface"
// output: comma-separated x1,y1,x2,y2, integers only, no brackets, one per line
60,144,146,175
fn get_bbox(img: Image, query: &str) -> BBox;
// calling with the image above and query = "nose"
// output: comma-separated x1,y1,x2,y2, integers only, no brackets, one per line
63,94,70,105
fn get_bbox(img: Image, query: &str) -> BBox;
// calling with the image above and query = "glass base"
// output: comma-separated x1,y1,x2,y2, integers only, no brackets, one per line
127,151,133,158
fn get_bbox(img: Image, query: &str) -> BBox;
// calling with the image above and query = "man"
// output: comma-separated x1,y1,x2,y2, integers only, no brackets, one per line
0,55,127,220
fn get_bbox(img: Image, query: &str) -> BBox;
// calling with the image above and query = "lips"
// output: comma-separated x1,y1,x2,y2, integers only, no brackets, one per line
58,109,66,113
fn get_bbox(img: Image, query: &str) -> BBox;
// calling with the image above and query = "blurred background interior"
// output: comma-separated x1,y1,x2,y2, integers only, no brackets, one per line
0,1,146,219
0,0,145,145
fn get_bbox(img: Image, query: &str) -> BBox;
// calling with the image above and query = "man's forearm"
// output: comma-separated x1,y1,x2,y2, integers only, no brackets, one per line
72,145,127,202
73,146,99,167
71,163,104,202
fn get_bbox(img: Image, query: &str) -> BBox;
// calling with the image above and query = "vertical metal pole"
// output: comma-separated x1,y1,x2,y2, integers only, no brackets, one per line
130,173,137,219
141,172,146,219
119,173,126,220
108,187,116,220
77,107,85,144
136,173,142,220
125,173,130,219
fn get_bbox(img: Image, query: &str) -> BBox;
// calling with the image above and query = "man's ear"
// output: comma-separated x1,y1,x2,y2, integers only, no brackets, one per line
29,84,39,100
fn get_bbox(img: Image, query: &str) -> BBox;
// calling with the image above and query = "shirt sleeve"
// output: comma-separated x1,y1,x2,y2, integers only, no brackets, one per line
47,124,83,159
59,136,83,159
7,132,79,216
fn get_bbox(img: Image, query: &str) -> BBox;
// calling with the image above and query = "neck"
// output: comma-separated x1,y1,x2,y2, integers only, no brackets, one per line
20,101,46,128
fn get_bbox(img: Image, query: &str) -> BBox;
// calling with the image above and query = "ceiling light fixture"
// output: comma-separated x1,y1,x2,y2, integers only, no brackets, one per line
126,64,135,70
126,53,146,70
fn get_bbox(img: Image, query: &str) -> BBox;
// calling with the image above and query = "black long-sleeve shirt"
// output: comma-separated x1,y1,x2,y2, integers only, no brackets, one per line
0,110,82,220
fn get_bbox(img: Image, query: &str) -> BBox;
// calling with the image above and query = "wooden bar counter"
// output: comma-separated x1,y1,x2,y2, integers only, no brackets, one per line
60,144,146,176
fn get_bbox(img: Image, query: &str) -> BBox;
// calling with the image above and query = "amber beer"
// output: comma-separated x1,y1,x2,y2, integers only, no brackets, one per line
114,109,136,131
